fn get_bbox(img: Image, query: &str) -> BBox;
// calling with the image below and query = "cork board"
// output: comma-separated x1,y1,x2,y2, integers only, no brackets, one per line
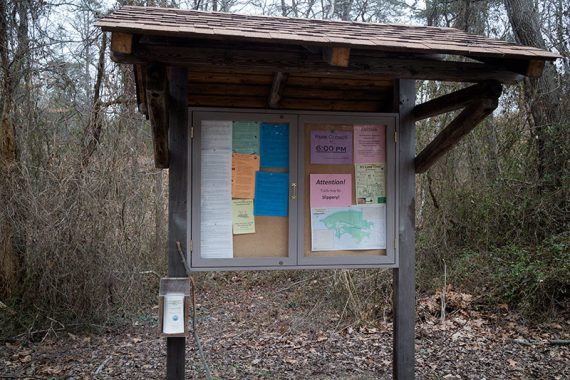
233,216,288,257
303,123,387,257
233,144,290,258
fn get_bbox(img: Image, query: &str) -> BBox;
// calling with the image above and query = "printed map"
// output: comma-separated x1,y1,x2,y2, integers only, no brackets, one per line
311,204,386,251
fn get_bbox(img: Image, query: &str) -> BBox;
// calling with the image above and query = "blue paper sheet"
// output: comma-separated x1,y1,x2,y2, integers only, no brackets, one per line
254,171,289,217
260,123,289,169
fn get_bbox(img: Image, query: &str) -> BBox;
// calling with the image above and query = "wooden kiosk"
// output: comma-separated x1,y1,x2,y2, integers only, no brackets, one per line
97,7,557,379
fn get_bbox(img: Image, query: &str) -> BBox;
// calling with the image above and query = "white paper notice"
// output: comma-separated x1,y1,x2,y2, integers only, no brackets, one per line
200,121,233,259
311,204,386,251
163,293,185,334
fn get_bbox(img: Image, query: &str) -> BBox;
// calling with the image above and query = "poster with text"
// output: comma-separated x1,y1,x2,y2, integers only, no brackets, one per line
311,130,353,164
200,121,233,259
310,174,352,208
354,125,385,164
231,153,260,199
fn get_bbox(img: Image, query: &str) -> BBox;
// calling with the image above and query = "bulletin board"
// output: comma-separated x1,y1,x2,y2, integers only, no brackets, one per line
302,123,388,258
190,111,298,269
189,109,397,271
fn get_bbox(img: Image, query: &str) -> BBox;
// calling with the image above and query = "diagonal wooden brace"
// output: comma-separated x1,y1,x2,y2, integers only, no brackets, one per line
415,96,499,173
412,81,502,121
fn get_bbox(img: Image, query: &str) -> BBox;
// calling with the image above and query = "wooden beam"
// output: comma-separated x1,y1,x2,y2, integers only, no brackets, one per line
268,72,288,108
415,97,499,173
526,60,545,77
412,81,502,121
145,64,169,168
322,47,351,67
472,56,545,78
110,32,133,54
393,79,416,380
166,66,189,380
111,42,524,84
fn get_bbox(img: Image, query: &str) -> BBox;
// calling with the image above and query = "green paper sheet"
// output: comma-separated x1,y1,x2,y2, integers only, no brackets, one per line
232,121,260,154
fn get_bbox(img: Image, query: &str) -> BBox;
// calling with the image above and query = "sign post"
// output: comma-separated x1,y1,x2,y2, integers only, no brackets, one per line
393,79,416,380
167,66,189,380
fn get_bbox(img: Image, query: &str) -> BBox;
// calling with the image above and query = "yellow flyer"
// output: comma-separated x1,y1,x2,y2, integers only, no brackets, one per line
231,199,255,234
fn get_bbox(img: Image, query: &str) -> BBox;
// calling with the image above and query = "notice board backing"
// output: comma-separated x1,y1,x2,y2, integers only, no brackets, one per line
189,108,398,271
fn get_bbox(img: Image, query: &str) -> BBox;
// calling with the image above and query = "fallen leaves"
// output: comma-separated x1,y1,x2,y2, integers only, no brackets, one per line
0,282,568,379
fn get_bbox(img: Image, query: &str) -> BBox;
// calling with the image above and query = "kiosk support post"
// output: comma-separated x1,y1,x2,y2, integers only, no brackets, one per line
393,79,416,379
167,66,189,380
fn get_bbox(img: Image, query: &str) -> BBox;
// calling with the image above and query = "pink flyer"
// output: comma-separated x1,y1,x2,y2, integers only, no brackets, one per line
310,174,352,208
354,125,386,163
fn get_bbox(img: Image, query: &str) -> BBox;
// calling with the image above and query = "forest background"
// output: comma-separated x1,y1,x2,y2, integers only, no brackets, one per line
0,0,568,337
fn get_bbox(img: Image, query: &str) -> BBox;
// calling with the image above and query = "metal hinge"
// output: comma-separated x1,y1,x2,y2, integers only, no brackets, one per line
190,127,195,139
394,130,398,143
189,239,193,252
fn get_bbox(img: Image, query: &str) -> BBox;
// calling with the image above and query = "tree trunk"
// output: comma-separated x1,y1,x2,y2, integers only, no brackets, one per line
504,0,562,187
81,33,107,168
0,0,26,298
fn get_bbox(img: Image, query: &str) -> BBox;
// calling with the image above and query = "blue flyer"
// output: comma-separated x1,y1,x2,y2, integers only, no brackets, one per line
260,123,289,169
254,171,289,217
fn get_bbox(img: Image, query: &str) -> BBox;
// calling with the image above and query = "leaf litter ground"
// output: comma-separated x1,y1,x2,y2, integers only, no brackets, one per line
1,275,569,379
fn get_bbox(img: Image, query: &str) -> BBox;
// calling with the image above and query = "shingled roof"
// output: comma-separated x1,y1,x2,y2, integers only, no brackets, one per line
95,6,559,170
97,6,558,61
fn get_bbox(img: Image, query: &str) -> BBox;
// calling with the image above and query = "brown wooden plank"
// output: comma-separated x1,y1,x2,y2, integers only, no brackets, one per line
287,75,393,88
188,94,267,108
283,86,390,101
187,71,273,85
415,97,499,173
412,81,502,121
186,94,386,111
279,98,387,112
145,64,169,168
187,83,270,97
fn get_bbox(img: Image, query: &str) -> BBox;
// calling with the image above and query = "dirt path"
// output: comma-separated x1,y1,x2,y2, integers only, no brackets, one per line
2,277,569,379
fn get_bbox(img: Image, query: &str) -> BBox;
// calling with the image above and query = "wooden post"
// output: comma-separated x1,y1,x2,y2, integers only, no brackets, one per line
167,66,189,380
393,79,416,379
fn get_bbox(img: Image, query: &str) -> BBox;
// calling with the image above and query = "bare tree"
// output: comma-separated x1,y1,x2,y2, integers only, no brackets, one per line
504,0,563,189
0,0,32,298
